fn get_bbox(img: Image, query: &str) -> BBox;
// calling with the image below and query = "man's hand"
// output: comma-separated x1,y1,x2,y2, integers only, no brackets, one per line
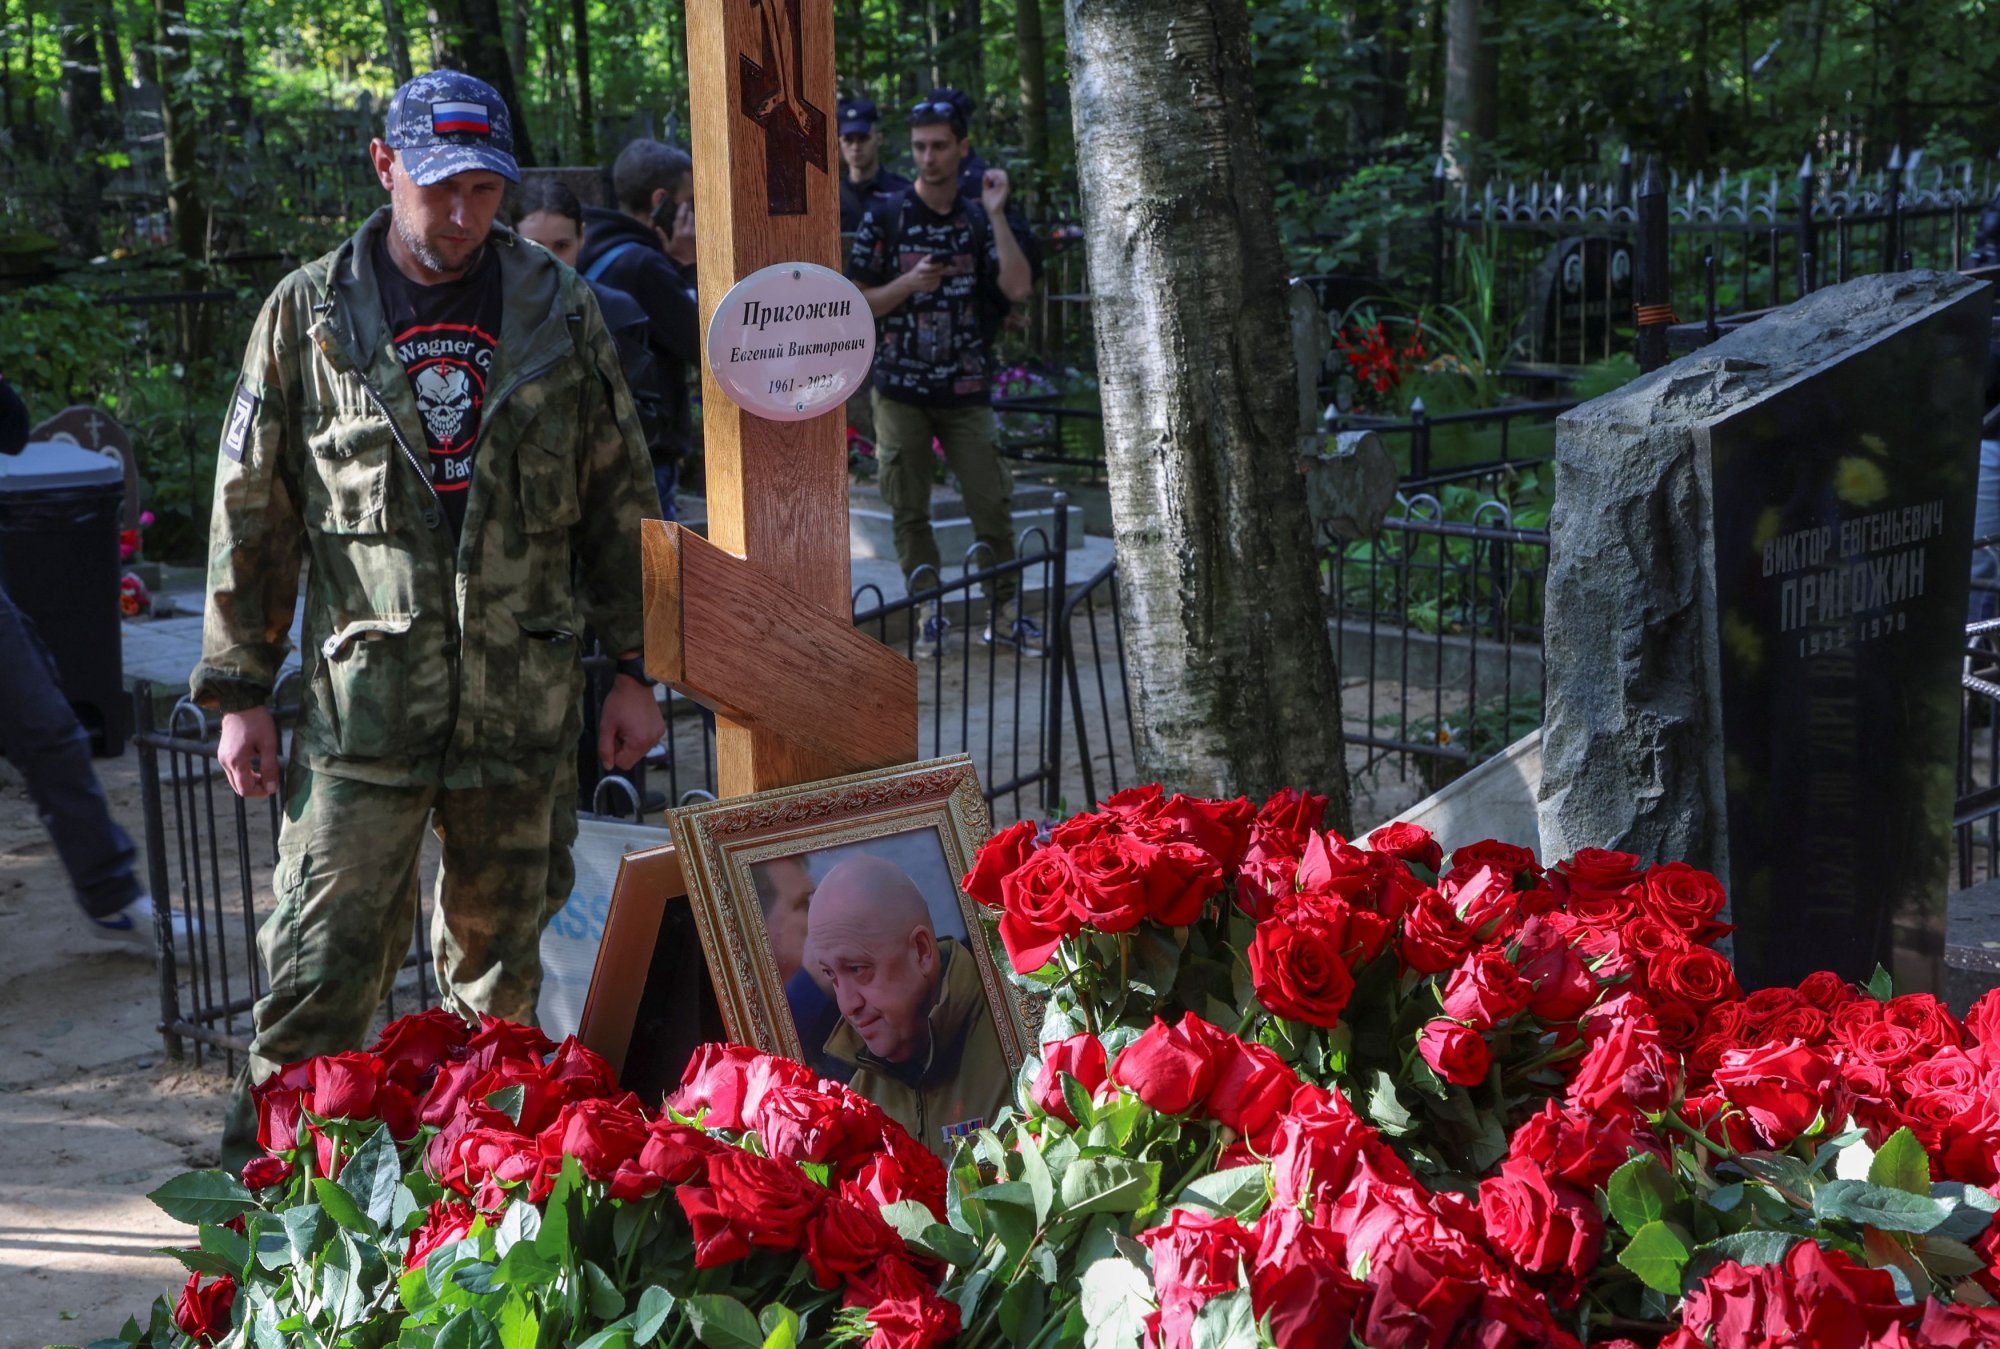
661,200,697,268
904,256,947,295
980,167,1011,217
219,707,281,798
599,674,666,772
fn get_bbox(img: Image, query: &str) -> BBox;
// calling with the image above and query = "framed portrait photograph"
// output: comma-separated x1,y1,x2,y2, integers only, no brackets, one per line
669,755,1028,1156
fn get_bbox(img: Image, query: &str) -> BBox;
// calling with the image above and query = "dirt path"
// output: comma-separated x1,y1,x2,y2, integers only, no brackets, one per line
0,750,229,1348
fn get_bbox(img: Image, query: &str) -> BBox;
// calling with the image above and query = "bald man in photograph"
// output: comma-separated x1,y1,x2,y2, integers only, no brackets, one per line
803,854,1013,1154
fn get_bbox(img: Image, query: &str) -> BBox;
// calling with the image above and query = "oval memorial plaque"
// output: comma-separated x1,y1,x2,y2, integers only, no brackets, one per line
704,261,875,422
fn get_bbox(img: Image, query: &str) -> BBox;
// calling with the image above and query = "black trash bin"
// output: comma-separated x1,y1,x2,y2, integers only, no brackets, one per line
0,440,131,756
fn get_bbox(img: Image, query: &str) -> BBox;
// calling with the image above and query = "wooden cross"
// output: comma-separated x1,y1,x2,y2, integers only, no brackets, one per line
642,0,916,796
588,0,915,1082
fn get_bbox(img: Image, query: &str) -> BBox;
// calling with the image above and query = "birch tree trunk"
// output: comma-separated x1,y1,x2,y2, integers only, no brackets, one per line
1064,0,1351,824
1015,0,1048,178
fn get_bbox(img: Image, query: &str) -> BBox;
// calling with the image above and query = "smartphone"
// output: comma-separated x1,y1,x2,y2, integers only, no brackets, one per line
928,251,954,267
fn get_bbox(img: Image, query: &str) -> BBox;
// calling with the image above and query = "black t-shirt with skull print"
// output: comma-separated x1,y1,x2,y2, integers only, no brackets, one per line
373,233,502,540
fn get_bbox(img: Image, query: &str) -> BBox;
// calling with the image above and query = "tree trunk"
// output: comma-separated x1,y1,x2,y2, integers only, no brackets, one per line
221,0,251,128
570,0,592,162
381,0,415,86
98,0,126,115
1063,0,1352,822
506,0,527,87
153,0,209,356
434,0,537,165
1440,0,1480,180
1016,0,1048,180
59,0,108,254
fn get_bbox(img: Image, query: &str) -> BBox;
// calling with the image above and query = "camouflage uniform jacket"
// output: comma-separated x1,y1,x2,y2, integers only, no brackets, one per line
191,207,656,788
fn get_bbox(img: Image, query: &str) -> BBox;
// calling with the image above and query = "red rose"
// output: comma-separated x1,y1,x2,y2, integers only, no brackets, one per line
677,1146,827,1266
1567,1016,1676,1116
241,1156,293,1191
1269,1083,1414,1212
1032,1033,1109,1126
1141,841,1226,927
1679,1091,1761,1153
1649,945,1743,1011
1199,1030,1300,1148
464,1015,557,1064
996,845,1086,973
463,1060,566,1134
668,1043,813,1131
1294,831,1378,900
405,1199,477,1271
1446,838,1544,886
1418,1019,1492,1086
1251,787,1329,859
1966,987,2000,1050
1249,1207,1365,1348
962,818,1039,910
1062,833,1153,931
1914,1300,2000,1348
1846,1019,1918,1070
1439,947,1532,1029
1650,999,1703,1051
548,1037,620,1100
1641,861,1731,942
254,1066,311,1155
638,1120,717,1185
536,1097,649,1181
1763,1006,1830,1047
1477,1159,1605,1303
1367,821,1443,872
755,1080,886,1172
841,1253,939,1309
1443,863,1518,936
805,1195,903,1289
1138,1208,1256,1349
1621,915,1693,968
1149,793,1256,869
860,1294,962,1349
433,1126,534,1197
1398,887,1473,975
308,1051,383,1121
1109,1016,1216,1116
1507,1100,1665,1191
1352,1239,1486,1349
1711,1039,1834,1148
1551,847,1643,900
370,1007,474,1079
171,1273,236,1343
1796,969,1857,1011
1785,1241,1911,1343
1247,912,1357,1029
1514,916,1599,1023
844,1146,948,1222
1885,993,1965,1052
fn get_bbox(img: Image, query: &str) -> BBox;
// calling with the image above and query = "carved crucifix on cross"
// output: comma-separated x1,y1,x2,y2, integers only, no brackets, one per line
642,0,916,797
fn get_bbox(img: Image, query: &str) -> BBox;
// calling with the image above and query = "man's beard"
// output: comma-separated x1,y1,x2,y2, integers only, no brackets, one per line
393,211,483,276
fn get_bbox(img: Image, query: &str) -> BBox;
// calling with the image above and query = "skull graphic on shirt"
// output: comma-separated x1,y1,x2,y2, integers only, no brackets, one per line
413,365,474,445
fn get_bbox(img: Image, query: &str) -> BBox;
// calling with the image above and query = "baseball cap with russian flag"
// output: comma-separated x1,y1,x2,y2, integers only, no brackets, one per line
383,70,520,185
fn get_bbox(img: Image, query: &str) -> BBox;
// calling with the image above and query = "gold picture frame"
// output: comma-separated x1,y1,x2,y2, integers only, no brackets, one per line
669,754,1028,1153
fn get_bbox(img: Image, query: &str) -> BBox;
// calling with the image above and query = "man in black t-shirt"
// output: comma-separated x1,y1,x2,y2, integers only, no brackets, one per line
849,100,1033,655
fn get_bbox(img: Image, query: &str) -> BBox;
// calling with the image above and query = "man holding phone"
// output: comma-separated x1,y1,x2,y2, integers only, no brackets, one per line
848,99,1034,656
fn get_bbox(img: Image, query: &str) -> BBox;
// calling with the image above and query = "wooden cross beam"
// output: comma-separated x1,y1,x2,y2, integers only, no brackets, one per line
642,0,916,795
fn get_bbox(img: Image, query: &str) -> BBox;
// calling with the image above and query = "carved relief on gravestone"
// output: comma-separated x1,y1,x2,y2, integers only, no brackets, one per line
1538,271,1990,993
740,0,828,215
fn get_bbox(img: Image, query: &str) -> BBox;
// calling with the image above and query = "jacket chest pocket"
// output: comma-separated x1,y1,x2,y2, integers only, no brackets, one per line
512,370,586,533
306,414,396,534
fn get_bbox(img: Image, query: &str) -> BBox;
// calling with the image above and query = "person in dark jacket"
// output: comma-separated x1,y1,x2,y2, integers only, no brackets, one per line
576,140,700,520
838,97,911,234
0,372,164,950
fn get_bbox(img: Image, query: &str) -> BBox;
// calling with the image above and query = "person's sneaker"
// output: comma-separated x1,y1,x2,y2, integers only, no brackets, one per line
913,604,951,660
983,604,1047,657
88,894,200,953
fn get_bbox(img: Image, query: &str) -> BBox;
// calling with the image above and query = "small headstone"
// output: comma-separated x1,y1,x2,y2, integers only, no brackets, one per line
1302,430,1397,543
1538,271,1990,992
1526,236,1634,364
31,405,138,531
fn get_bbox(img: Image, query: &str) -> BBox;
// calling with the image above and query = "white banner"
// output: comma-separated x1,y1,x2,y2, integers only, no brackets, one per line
538,816,673,1043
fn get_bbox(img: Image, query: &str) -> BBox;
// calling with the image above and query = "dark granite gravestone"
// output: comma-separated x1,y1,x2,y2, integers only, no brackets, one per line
1526,236,1634,364
1538,271,1991,993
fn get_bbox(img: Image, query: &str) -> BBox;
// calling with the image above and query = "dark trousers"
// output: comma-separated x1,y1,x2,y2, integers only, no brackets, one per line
0,578,140,918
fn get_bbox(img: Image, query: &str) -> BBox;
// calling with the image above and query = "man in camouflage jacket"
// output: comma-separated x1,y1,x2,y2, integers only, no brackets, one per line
192,72,663,1164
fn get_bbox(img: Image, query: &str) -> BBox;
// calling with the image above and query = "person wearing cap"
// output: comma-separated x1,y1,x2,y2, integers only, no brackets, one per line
838,98,910,235
193,70,663,1167
848,97,1036,658
577,139,701,521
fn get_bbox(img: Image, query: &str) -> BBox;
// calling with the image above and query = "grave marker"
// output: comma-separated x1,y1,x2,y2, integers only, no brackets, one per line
1537,271,1990,992
1527,236,1634,364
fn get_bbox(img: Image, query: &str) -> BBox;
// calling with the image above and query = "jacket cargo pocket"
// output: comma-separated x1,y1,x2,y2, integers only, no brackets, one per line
306,415,396,534
311,612,451,761
510,623,583,756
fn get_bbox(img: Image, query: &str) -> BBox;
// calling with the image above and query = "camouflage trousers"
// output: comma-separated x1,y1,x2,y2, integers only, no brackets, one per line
220,755,577,1167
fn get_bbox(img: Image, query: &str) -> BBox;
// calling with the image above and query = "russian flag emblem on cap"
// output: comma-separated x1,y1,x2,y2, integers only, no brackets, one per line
431,100,491,135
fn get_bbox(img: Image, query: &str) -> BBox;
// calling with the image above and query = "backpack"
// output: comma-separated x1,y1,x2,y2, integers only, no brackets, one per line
581,244,673,463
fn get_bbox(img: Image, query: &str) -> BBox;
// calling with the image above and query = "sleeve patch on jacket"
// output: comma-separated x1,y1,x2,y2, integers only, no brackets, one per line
222,384,260,462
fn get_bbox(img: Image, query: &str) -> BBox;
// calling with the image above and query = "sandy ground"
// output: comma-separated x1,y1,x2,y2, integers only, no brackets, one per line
0,750,231,1347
